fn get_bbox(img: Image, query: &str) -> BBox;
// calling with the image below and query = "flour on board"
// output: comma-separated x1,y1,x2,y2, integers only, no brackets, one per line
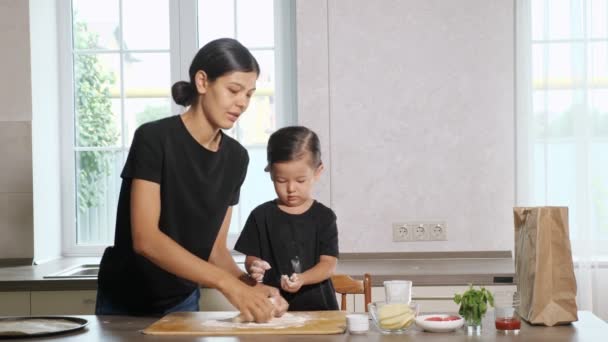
200,313,309,329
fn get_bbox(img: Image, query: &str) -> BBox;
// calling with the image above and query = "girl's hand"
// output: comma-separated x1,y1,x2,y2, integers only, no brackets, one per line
247,259,271,282
281,273,304,293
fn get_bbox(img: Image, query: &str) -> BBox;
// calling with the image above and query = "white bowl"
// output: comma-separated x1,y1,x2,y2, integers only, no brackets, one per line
345,314,369,334
415,314,464,333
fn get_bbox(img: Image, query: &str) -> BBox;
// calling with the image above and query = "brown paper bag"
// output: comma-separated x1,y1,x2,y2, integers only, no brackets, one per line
513,207,578,326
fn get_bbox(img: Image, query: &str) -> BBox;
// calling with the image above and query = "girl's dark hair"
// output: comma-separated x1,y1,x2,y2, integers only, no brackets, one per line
266,126,322,171
171,38,260,107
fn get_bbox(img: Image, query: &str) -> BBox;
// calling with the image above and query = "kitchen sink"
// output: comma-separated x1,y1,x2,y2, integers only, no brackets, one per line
43,264,100,279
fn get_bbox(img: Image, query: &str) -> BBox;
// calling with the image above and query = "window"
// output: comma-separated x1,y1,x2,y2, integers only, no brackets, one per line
59,0,296,255
517,0,608,253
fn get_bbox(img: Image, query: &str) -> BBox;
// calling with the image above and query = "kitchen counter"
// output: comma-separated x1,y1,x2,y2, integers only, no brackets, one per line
0,251,515,291
336,251,514,286
1,311,604,341
0,257,100,291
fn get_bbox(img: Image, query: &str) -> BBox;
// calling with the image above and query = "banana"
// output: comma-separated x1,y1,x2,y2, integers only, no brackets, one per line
380,313,414,328
380,315,414,329
378,303,410,318
378,303,415,329
381,312,407,326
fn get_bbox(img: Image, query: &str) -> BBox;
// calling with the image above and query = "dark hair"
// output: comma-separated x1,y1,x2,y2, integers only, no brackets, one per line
171,38,260,107
265,126,322,171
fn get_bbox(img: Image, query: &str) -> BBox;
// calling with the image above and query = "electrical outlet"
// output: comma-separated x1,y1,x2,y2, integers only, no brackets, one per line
427,222,448,241
393,220,448,242
392,223,412,242
413,223,428,241
394,221,447,242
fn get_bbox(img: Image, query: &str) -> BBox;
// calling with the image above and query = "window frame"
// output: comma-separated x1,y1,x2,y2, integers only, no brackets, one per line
57,0,296,256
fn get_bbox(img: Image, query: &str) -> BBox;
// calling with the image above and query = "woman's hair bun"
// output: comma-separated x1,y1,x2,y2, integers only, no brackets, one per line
171,81,195,107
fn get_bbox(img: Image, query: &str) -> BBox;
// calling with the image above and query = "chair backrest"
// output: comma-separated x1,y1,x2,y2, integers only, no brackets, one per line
331,273,372,312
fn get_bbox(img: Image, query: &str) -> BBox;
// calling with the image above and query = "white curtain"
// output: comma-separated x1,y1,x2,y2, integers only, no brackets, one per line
516,0,607,318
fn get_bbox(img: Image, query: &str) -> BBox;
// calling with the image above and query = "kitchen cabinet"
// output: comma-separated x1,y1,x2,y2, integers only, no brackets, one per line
0,291,30,316
344,285,517,313
30,290,97,315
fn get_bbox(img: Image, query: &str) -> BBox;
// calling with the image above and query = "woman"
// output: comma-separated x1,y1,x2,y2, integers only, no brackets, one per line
96,38,288,321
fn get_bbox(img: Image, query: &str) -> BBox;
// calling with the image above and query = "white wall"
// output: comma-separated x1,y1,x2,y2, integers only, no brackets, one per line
0,0,34,260
296,0,332,206
0,0,62,263
297,0,515,253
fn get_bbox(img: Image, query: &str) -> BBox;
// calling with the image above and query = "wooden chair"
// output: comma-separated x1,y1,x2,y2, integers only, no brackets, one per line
331,273,372,312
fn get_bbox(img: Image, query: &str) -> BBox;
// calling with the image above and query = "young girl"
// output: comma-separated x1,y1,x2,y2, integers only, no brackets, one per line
96,38,287,320
234,126,339,311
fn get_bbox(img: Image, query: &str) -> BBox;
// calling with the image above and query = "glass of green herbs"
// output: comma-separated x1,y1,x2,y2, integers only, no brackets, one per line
454,285,494,332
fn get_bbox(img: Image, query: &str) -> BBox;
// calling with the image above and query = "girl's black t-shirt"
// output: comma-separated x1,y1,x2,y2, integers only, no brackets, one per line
97,115,249,315
234,200,339,311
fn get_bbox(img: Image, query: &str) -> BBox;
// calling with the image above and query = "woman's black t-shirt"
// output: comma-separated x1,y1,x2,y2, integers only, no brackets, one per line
97,115,249,315
234,200,339,311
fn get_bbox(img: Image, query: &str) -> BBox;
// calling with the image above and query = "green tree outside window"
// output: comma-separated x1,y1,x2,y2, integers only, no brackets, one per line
74,21,118,212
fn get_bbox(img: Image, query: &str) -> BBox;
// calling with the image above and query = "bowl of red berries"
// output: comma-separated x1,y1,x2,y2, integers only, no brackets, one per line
415,314,464,333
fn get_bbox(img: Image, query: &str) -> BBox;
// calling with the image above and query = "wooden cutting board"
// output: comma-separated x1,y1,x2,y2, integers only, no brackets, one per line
142,311,347,335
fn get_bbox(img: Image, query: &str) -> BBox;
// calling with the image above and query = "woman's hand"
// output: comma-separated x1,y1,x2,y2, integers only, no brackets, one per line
261,285,289,317
246,258,271,282
221,280,275,323
280,273,304,293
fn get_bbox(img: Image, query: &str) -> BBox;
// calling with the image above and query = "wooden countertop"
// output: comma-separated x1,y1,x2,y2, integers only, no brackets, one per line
4,311,605,341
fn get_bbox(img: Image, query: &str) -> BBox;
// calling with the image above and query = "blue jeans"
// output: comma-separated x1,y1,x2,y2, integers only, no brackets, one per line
95,288,200,316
